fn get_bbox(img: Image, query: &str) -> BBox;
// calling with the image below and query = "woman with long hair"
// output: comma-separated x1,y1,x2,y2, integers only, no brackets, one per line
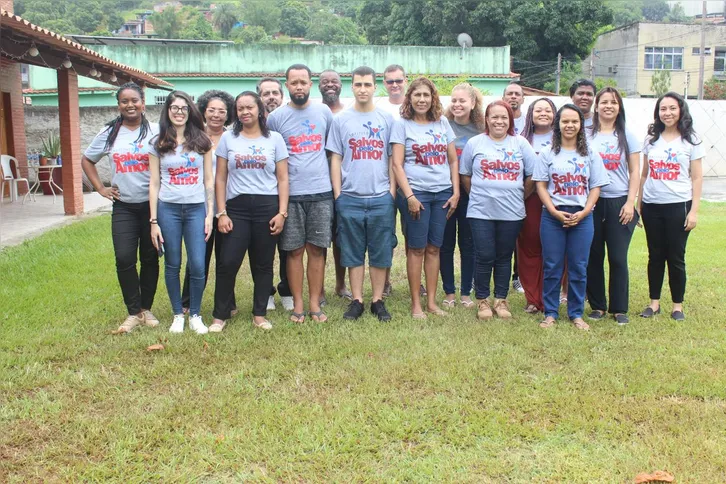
517,97,556,314
181,89,236,315
459,100,538,320
440,83,485,309
210,91,289,331
586,87,641,325
391,77,460,318
149,91,214,334
81,82,160,333
638,92,704,321
533,105,609,330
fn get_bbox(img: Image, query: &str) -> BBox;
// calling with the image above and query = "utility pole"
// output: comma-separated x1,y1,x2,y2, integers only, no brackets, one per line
698,0,706,99
589,49,595,80
555,53,562,95
685,71,690,99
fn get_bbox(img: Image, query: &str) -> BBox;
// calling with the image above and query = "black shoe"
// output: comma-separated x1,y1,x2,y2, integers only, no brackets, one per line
614,313,629,325
343,299,364,320
588,310,606,320
639,306,661,318
370,299,392,322
671,310,685,321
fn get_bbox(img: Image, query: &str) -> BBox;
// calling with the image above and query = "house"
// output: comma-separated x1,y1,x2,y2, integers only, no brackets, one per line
116,11,155,37
585,21,726,97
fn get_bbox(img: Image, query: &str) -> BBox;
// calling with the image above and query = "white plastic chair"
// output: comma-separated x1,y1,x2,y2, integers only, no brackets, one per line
1,155,34,204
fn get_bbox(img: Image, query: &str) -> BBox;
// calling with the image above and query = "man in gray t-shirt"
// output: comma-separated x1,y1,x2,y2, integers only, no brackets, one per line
503,82,526,135
327,66,396,321
266,64,334,323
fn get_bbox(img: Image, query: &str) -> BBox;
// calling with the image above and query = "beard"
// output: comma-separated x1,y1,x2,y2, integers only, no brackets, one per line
265,100,280,113
291,92,310,106
321,89,341,105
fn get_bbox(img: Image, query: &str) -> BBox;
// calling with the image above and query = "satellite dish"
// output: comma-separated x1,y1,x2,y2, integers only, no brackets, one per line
457,33,473,59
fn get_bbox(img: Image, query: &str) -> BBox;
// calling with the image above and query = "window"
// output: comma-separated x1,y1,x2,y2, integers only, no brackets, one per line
154,94,195,105
693,47,700,55
644,47,684,70
715,49,726,74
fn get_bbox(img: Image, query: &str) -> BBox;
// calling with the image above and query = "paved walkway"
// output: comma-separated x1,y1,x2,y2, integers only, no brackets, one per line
702,178,726,202
0,193,112,249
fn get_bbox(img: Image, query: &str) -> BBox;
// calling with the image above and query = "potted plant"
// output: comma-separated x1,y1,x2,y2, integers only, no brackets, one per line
39,132,62,194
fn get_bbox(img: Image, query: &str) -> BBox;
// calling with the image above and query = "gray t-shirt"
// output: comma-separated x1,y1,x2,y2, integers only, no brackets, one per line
216,130,289,198
584,116,594,128
326,108,394,198
530,131,553,155
513,115,526,136
390,116,457,193
642,135,705,204
588,129,641,198
267,103,334,197
84,122,159,203
532,146,610,208
459,134,537,221
149,144,207,204
450,120,482,159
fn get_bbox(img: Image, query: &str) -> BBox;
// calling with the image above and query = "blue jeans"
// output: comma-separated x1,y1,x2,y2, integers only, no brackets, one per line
157,201,207,316
469,218,523,300
335,193,395,268
440,190,474,296
540,207,594,320
398,188,452,249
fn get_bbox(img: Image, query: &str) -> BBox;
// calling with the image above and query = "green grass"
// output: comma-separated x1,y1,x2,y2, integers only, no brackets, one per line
2,203,726,482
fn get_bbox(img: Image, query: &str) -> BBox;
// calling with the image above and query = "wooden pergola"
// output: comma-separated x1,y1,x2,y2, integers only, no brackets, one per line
0,9,172,215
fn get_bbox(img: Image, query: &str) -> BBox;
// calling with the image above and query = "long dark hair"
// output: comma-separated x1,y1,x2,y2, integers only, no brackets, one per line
552,104,589,157
521,97,556,144
197,89,235,126
154,90,212,156
103,82,150,151
483,100,516,137
647,91,700,146
232,91,270,138
400,77,443,122
591,87,629,158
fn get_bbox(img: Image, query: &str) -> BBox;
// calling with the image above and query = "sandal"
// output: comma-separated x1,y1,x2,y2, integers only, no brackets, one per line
571,318,590,331
412,312,428,320
427,307,447,317
336,288,353,301
253,318,273,330
289,312,306,324
524,304,540,314
208,319,227,333
460,298,475,308
442,299,456,308
539,317,556,328
309,310,328,323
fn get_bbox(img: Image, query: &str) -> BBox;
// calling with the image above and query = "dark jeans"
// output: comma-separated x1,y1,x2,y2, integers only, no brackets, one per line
214,194,279,319
469,218,523,300
586,196,639,314
541,207,594,320
111,200,159,315
181,218,227,309
440,190,474,296
271,246,292,297
641,200,692,303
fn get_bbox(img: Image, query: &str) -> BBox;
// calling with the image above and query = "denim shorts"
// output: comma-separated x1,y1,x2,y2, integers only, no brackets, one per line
398,188,452,249
335,193,395,268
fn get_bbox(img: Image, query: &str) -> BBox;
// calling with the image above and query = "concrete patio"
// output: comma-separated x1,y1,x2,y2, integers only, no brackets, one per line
0,192,112,248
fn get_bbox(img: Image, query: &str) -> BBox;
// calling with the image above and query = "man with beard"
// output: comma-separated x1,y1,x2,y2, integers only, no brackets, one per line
503,82,526,135
267,64,335,323
570,79,597,127
257,77,284,114
376,64,407,119
257,78,292,310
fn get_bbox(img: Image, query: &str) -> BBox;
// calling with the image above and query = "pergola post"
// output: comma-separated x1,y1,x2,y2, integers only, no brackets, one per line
57,68,83,215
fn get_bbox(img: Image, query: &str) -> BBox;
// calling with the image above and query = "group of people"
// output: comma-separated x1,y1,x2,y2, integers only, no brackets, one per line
82,62,704,334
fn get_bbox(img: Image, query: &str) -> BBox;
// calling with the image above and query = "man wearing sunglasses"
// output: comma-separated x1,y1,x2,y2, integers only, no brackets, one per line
376,64,407,120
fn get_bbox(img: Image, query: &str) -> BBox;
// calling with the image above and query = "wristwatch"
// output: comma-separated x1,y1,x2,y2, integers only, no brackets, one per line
215,210,227,219
279,211,288,218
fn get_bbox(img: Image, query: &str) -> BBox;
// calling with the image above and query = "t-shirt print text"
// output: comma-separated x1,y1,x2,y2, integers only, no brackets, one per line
553,158,588,196
114,140,150,173
235,145,268,169
648,148,681,180
289,120,323,154
481,147,522,181
599,142,622,171
169,152,199,185
413,129,447,165
349,122,386,161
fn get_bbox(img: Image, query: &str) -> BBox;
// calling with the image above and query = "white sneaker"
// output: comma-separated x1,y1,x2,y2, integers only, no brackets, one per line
189,314,209,334
280,296,294,311
512,278,525,294
142,309,160,327
267,295,276,311
169,314,185,333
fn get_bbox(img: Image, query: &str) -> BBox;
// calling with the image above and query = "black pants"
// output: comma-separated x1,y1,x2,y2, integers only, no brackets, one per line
271,245,292,297
111,200,159,315
586,196,639,314
641,200,692,303
213,194,279,319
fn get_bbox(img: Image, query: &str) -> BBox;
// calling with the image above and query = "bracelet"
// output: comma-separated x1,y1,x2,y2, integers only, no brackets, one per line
406,194,415,200
149,218,158,224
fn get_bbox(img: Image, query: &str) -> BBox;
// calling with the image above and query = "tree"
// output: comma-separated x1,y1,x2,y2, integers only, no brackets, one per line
642,0,669,21
306,10,365,44
213,3,239,39
704,77,726,100
651,70,671,96
543,60,584,95
665,3,689,23
231,25,269,44
605,0,643,26
241,0,281,35
279,0,309,37
180,14,216,39
149,7,183,38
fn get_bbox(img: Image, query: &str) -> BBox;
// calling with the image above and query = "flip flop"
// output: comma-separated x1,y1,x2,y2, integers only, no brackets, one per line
289,312,306,324
336,288,353,301
460,299,475,308
412,312,428,320
427,308,448,317
308,310,328,323
442,299,456,308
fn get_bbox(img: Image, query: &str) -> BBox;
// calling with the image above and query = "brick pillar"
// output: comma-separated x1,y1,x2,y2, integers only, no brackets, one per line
0,57,28,195
57,68,83,215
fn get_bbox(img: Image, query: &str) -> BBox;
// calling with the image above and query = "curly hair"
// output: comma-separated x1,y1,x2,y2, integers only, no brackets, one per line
647,91,700,146
400,77,443,122
154,90,212,156
521,97,556,144
197,89,235,127
232,91,270,138
483,100,516,137
552,104,589,157
444,83,486,132
103,82,150,152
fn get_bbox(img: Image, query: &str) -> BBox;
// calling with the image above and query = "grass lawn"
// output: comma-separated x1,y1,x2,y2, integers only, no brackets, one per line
1,203,726,482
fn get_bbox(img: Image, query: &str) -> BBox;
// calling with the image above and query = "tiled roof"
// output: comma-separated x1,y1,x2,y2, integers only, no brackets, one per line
153,72,521,79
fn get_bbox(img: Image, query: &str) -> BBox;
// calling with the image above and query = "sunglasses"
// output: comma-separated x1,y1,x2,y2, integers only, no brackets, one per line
385,79,405,85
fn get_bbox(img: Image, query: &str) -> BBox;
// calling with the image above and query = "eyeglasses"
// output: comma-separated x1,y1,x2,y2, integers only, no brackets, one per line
169,105,189,114
385,79,405,85
206,108,227,116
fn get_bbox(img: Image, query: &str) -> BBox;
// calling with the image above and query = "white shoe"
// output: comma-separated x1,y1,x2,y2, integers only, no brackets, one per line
267,295,276,311
280,296,294,311
208,319,226,333
189,314,209,335
169,314,185,333
142,309,160,327
512,278,525,294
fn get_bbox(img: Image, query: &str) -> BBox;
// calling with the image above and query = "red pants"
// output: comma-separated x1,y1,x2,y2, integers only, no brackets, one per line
517,194,544,310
